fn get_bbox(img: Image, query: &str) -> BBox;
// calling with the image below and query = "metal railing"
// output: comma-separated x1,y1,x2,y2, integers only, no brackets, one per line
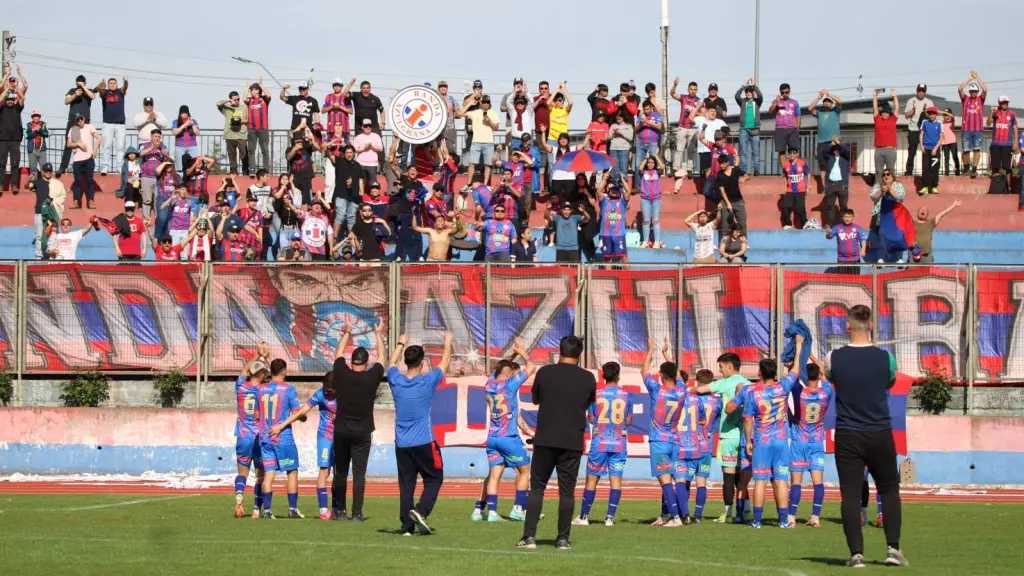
12,126,1006,178
1,261,1021,411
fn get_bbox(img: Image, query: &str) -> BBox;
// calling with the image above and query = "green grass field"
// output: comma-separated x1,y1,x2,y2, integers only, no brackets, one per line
0,494,1022,575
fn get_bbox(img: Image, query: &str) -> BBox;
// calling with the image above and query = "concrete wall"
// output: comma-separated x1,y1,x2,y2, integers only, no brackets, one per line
1,407,1022,485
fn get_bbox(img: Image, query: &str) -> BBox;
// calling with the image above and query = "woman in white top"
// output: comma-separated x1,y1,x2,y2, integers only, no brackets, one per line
685,209,719,264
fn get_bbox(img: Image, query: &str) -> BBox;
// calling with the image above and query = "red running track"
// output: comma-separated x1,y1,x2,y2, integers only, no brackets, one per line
1,480,1022,503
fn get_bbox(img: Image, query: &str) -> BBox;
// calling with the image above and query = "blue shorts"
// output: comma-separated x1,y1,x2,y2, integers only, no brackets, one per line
673,457,700,483
601,235,627,260
235,437,262,470
696,453,714,479
751,440,790,481
741,442,752,471
317,437,334,469
790,440,825,473
962,131,983,151
650,441,676,477
468,142,495,165
486,436,531,469
261,440,300,472
586,449,627,478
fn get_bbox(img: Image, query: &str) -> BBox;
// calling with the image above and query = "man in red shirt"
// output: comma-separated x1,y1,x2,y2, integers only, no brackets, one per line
533,81,552,191
113,201,147,260
872,89,899,184
587,109,609,152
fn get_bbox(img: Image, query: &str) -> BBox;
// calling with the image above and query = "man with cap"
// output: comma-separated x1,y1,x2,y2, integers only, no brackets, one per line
353,118,384,188
59,74,95,174
216,212,250,262
508,94,535,145
904,84,934,176
350,80,385,135
958,71,988,178
502,78,532,150
31,162,62,258
47,214,92,261
457,92,500,189
133,96,168,142
2,65,28,101
245,77,273,174
68,113,101,209
703,82,728,117
734,77,764,177
986,95,1019,193
586,108,609,153
280,81,321,130
769,83,801,172
278,230,312,261
919,106,944,194
780,147,810,229
809,89,843,185
671,78,704,180
872,89,900,182
324,77,356,140
549,200,589,263
94,76,129,176
588,83,611,121
22,109,49,181
112,200,147,261
0,77,25,194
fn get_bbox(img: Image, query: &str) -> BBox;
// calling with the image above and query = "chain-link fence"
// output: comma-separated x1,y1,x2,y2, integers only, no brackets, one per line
3,262,1022,407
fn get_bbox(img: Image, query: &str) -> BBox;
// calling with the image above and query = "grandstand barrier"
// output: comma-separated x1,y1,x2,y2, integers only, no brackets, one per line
0,406,1022,484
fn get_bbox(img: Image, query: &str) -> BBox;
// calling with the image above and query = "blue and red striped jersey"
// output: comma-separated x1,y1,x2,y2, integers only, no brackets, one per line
710,143,737,177
306,388,337,442
639,169,661,201
246,94,271,131
485,371,528,438
187,165,209,197
830,223,866,263
961,95,985,132
791,381,834,443
774,98,800,129
168,197,195,231
171,118,199,148
697,394,723,456
635,111,663,145
588,384,633,453
234,375,259,439
733,374,798,445
257,381,300,444
483,220,516,255
676,389,706,459
220,239,247,261
138,143,167,178
678,95,701,128
644,374,683,444
599,196,628,237
991,109,1018,146
782,159,809,193
324,92,351,134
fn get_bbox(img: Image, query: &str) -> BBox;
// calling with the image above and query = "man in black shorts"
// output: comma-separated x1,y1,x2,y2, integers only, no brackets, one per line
330,319,386,522
825,305,908,568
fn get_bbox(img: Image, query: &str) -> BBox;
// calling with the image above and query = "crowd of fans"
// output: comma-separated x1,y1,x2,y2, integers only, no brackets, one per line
0,66,1019,263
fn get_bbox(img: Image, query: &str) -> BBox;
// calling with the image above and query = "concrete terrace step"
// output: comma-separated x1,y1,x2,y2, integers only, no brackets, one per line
2,174,1019,230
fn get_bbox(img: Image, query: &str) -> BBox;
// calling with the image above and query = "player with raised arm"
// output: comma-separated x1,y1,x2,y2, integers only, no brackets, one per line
271,370,337,520
728,357,798,529
788,351,835,527
232,342,270,519
673,369,706,525
692,353,750,523
691,369,722,522
471,338,537,522
642,337,686,528
259,359,302,519
573,361,634,527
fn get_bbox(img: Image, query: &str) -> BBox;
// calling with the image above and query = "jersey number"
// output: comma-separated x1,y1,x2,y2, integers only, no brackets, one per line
243,395,256,416
487,394,509,418
597,398,627,425
664,400,679,424
804,402,822,424
677,404,698,432
756,397,786,423
262,395,279,421
701,401,715,426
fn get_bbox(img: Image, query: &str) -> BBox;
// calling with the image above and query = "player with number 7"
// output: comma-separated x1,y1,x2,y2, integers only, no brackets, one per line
639,337,687,527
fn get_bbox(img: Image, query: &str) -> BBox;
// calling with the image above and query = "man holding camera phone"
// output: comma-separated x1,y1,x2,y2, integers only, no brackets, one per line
457,91,500,189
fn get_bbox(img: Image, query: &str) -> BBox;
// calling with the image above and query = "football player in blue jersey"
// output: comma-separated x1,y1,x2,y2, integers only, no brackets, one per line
260,359,303,519
232,342,271,519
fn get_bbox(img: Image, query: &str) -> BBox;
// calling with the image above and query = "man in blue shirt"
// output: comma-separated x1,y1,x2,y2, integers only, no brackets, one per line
387,331,453,536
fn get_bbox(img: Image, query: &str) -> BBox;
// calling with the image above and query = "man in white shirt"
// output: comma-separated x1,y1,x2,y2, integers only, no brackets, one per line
903,83,934,176
695,106,727,180
46,217,92,260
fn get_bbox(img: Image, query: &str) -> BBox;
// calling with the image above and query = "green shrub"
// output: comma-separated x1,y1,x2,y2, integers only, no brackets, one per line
154,368,188,407
60,370,111,407
0,369,13,406
912,366,953,415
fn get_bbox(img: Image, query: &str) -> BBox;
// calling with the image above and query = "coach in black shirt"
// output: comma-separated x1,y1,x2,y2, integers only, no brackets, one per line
517,335,596,551
330,320,386,522
825,305,908,567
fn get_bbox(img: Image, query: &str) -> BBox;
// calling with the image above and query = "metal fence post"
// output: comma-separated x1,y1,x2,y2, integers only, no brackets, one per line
14,259,25,405
774,263,784,364
585,263,594,369
676,263,684,366
484,263,492,373
195,261,208,408
871,264,880,345
966,264,977,415
390,261,400,362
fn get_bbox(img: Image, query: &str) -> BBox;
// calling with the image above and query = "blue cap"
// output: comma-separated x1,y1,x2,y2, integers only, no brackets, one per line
424,82,432,87
290,231,302,241
502,162,515,172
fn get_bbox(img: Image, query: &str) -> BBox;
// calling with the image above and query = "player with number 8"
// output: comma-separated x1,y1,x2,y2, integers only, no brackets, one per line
573,361,635,527
232,342,271,519
787,350,835,527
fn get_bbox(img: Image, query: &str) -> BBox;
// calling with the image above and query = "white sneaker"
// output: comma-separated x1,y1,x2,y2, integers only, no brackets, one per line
572,516,589,526
604,517,615,527
783,225,794,230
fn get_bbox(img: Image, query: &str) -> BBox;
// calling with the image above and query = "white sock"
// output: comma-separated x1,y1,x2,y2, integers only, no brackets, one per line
724,504,732,516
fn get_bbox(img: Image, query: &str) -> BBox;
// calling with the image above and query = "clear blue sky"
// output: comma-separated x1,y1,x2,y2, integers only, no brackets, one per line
5,0,1020,131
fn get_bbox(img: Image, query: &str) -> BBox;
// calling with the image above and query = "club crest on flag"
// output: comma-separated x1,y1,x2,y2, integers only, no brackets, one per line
390,86,448,145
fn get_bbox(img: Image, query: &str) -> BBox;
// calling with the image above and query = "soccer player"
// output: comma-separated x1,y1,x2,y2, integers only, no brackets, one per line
788,355,835,527
233,342,270,519
472,338,537,522
595,171,630,264
673,374,706,524
692,352,750,523
729,357,798,529
260,359,302,519
691,369,722,522
574,361,634,527
271,370,337,520
641,337,685,528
